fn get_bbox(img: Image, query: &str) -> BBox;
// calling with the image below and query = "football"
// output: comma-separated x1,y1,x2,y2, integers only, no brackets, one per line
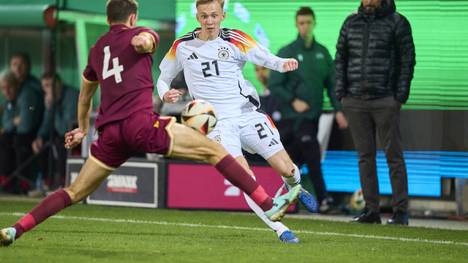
349,188,365,211
181,99,217,135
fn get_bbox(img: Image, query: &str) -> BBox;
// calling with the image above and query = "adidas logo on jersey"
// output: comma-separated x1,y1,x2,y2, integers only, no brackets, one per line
187,52,199,60
268,138,279,147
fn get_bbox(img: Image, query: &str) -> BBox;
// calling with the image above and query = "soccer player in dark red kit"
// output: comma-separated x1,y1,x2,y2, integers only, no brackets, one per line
0,0,301,247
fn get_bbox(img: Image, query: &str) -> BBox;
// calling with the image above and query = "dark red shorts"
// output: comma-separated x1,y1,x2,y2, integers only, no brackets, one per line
90,111,175,169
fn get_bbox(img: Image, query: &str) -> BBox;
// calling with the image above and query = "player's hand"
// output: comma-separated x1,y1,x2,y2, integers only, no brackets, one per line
282,58,299,72
335,111,348,129
163,89,183,103
292,99,309,113
131,33,154,53
64,128,87,149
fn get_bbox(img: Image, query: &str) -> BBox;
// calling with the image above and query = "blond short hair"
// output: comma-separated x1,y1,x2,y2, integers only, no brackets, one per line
195,0,224,9
0,70,19,88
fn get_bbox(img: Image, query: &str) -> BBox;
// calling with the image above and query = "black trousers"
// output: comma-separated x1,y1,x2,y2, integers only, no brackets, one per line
36,136,68,188
278,118,328,203
342,96,408,213
0,132,36,189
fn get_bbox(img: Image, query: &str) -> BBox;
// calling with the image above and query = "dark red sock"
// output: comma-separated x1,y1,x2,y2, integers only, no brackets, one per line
13,189,72,239
215,155,273,211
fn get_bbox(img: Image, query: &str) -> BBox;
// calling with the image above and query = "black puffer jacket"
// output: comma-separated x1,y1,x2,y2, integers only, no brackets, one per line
335,0,416,103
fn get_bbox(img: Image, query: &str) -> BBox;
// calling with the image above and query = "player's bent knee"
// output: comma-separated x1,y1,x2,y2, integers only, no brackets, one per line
269,153,296,177
205,140,227,164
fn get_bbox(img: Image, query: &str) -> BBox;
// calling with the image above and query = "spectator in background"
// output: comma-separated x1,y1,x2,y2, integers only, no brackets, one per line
0,70,43,194
9,52,42,95
269,6,348,213
0,70,19,191
31,73,79,192
335,0,415,225
0,85,4,130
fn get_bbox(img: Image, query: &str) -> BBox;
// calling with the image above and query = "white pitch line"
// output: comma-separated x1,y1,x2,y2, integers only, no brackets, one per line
2,212,467,247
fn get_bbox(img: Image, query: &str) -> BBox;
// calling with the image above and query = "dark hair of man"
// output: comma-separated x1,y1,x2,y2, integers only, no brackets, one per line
41,72,62,83
196,0,224,9
10,52,31,72
295,6,315,20
106,0,138,23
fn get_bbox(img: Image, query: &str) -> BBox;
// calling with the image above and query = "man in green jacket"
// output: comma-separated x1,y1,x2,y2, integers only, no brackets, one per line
0,70,43,193
269,6,348,212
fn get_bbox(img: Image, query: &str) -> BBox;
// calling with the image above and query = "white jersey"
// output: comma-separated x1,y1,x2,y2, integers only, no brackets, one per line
157,28,288,120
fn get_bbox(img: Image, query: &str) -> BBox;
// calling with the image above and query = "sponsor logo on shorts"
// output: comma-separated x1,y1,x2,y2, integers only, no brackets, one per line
107,175,138,193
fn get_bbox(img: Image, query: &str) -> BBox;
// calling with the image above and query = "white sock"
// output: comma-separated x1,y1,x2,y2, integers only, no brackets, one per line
283,164,301,188
243,193,289,237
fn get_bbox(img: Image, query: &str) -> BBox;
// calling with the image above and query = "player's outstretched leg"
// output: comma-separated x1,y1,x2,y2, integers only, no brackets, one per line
1,158,112,246
235,156,299,243
243,193,299,243
168,123,300,221
268,150,319,213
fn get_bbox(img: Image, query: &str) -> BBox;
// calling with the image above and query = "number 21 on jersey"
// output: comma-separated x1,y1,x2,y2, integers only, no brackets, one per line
201,60,219,78
102,46,124,83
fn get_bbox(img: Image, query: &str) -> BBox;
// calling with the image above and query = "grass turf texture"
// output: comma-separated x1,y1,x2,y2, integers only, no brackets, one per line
0,200,467,262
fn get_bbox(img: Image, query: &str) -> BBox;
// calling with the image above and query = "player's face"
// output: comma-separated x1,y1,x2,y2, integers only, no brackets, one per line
196,1,225,39
10,57,28,80
296,15,315,39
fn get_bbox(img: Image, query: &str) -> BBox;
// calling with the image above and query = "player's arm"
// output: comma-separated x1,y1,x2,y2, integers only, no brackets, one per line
232,29,298,72
64,77,98,149
250,45,298,73
157,40,184,103
131,32,157,54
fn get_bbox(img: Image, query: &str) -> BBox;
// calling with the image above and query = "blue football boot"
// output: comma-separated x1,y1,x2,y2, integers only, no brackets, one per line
278,230,300,244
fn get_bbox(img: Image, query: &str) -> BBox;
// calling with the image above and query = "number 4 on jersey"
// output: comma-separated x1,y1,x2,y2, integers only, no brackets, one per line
102,46,124,83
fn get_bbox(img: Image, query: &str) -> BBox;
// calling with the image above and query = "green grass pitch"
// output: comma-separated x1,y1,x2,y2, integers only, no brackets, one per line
0,200,467,262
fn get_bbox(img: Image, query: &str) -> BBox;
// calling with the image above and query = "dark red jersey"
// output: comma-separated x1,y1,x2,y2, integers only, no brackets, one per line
83,24,159,129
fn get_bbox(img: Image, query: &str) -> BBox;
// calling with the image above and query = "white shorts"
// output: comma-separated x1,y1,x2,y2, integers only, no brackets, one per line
207,111,284,159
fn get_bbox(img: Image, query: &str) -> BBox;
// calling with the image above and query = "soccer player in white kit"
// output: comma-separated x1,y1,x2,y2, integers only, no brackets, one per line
157,0,317,243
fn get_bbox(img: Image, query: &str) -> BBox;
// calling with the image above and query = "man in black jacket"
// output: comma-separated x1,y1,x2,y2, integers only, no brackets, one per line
335,0,415,225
